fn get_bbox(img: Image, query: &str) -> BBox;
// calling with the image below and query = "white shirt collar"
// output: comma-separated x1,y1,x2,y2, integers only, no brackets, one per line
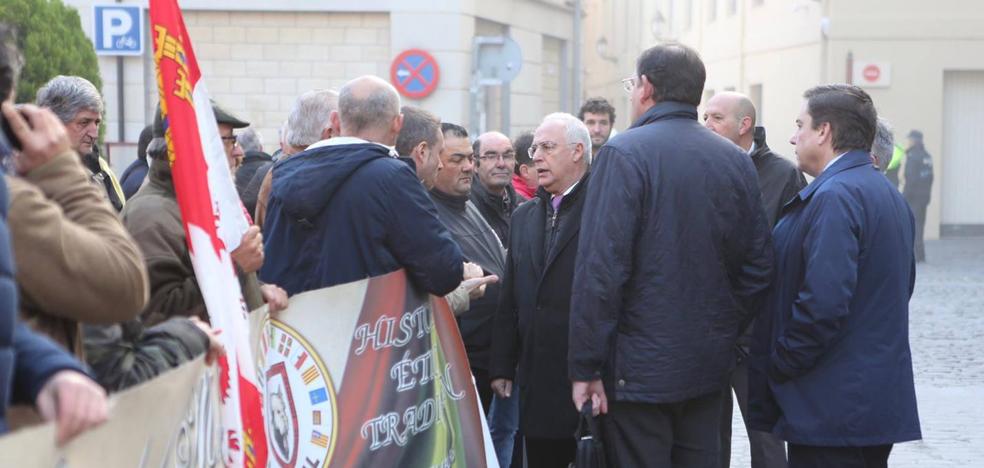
822,152,848,173
306,136,399,157
747,141,757,155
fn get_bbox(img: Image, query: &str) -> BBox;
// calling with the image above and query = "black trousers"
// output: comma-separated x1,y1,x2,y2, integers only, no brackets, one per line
473,367,493,415
720,360,788,468
526,437,576,468
603,391,723,468
788,444,892,468
910,201,928,262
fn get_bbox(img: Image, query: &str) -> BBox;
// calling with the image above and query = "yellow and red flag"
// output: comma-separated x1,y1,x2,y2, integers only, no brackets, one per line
149,1,267,466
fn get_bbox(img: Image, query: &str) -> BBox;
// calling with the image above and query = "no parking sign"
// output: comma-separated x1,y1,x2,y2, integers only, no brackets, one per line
390,49,440,99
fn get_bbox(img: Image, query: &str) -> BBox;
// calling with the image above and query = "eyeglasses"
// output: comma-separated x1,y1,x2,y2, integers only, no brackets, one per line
621,76,637,94
220,135,239,147
477,151,516,163
528,141,578,158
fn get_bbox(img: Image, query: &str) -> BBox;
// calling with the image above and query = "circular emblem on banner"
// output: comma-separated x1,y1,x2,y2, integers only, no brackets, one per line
390,49,441,99
263,319,338,467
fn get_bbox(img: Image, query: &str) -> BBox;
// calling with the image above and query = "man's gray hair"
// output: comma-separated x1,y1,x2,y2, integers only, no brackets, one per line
286,89,339,148
237,127,263,153
542,112,593,165
338,79,400,134
872,117,894,172
36,75,104,123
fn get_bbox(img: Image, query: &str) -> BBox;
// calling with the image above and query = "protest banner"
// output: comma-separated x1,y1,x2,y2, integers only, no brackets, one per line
0,270,497,467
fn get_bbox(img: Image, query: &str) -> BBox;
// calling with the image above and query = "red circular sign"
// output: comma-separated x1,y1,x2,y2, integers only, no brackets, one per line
863,64,881,82
390,49,440,99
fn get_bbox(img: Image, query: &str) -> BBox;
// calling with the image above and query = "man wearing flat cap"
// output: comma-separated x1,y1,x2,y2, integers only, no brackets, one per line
119,102,286,327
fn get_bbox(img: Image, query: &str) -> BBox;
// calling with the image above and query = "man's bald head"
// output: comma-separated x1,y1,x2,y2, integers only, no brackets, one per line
336,75,403,144
704,91,757,150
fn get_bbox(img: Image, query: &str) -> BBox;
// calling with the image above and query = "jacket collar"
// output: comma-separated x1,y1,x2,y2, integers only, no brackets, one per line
630,101,698,129
430,188,469,212
796,149,873,201
535,171,590,211
147,158,176,196
750,127,771,162
472,176,516,211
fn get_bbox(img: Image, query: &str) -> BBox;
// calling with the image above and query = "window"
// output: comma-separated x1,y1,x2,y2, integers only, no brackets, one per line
707,0,716,22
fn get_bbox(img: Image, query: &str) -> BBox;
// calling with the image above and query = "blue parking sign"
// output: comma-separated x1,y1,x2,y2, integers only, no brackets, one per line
93,5,143,56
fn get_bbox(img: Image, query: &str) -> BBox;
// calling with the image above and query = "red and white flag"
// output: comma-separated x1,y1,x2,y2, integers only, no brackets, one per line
149,1,267,466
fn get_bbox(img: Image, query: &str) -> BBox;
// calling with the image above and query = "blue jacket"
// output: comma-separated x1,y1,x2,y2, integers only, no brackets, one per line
0,174,84,433
568,102,774,403
748,150,922,446
260,141,464,296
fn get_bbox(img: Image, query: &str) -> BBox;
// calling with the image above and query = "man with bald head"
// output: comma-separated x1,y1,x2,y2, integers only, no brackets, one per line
704,91,804,468
471,131,524,245
704,92,806,226
260,76,464,296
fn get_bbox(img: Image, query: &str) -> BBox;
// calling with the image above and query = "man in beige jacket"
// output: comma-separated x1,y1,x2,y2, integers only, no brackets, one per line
6,114,148,358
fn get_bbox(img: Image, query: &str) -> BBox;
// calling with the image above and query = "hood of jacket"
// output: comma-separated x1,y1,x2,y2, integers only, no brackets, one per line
272,142,391,222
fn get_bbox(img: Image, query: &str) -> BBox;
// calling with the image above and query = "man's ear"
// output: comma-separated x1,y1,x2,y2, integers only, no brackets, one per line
739,116,754,136
571,143,585,163
320,125,334,141
413,141,428,165
818,121,833,147
392,113,404,135
640,74,656,105
329,110,341,135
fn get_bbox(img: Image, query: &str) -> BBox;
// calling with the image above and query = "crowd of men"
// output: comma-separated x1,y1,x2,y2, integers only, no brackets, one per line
0,18,933,468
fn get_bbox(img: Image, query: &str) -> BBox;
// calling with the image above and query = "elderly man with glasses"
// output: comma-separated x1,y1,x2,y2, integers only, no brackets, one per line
490,112,592,468
470,131,525,246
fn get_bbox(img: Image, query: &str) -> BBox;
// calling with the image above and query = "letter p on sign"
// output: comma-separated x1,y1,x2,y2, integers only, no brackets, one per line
93,5,143,56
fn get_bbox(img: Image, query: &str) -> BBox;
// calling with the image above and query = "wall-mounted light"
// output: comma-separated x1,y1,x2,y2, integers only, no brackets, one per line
596,36,618,63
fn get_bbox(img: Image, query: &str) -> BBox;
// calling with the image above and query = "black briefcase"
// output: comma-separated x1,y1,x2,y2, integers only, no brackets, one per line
573,400,607,468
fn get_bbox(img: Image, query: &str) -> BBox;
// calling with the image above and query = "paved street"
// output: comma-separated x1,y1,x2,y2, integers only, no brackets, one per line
728,238,984,467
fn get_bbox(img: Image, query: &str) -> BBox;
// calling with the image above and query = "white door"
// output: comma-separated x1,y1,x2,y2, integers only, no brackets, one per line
942,71,984,234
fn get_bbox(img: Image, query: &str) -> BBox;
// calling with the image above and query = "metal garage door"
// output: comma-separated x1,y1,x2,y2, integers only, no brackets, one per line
942,71,984,236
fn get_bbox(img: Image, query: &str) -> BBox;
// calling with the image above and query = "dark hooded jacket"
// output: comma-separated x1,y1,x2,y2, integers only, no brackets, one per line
568,101,774,403
260,141,464,296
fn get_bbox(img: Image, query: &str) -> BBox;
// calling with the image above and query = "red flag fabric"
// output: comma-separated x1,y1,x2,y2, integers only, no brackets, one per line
148,1,267,466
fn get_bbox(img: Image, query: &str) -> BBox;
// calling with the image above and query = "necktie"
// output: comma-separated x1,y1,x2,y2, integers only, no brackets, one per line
551,195,563,212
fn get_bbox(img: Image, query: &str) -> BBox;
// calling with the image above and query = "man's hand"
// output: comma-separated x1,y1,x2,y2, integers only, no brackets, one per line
491,378,512,399
462,275,499,300
260,283,289,314
188,316,226,366
35,370,109,446
462,262,483,280
460,262,498,299
2,102,71,175
231,226,264,273
572,379,608,417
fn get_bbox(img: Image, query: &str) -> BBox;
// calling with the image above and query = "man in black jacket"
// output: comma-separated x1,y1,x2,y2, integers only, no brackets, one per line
429,123,506,412
491,112,591,467
471,131,524,245
904,129,934,262
704,91,805,468
569,44,774,467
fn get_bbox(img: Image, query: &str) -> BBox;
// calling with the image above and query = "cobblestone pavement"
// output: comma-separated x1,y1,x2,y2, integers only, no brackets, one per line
728,238,984,467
